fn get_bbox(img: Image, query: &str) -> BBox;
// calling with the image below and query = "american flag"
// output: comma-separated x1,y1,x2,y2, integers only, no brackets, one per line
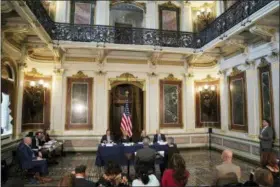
121,99,133,137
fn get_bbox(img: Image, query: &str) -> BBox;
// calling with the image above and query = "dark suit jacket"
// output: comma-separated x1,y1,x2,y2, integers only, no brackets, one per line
135,147,156,164
31,137,44,149
100,135,114,143
75,178,96,187
260,126,274,150
17,143,36,170
120,136,132,143
153,134,166,143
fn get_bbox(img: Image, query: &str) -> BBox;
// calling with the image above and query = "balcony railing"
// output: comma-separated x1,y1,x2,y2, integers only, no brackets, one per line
25,0,272,49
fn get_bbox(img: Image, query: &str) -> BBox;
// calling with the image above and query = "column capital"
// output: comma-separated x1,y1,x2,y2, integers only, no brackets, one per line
53,68,65,76
16,61,27,71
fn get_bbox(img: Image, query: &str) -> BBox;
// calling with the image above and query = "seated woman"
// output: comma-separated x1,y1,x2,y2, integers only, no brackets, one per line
261,152,280,187
132,165,160,186
120,131,132,143
97,161,129,187
161,153,190,187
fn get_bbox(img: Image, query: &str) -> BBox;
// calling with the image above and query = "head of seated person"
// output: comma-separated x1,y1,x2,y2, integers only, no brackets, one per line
142,137,150,146
58,173,75,187
254,167,274,187
23,137,32,146
216,172,238,186
168,153,189,185
167,137,175,146
104,161,122,180
135,165,151,185
75,165,87,178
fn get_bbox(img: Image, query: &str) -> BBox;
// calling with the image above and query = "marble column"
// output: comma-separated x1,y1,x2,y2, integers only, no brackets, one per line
246,62,260,138
145,1,157,29
95,74,107,134
55,1,69,23
95,0,110,25
271,59,279,139
51,68,64,134
186,76,195,131
15,62,25,137
182,2,193,32
148,76,158,134
220,72,229,132
215,0,225,17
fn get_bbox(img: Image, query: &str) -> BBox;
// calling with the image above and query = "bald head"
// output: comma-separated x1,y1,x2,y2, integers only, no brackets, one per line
24,137,32,145
222,149,233,162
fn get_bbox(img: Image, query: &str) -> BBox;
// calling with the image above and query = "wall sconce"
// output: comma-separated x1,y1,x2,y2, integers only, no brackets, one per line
196,5,214,26
29,79,49,89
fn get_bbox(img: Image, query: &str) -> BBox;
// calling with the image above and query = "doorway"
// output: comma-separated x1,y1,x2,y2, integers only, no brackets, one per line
109,84,144,142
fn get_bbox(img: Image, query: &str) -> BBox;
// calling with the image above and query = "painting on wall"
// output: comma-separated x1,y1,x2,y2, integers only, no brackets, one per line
71,1,95,24
159,2,180,31
259,64,274,127
228,71,247,131
195,78,220,128
160,75,182,128
65,71,93,130
22,69,51,130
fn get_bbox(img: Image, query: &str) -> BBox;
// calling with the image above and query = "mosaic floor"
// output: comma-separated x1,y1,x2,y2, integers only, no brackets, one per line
4,149,258,186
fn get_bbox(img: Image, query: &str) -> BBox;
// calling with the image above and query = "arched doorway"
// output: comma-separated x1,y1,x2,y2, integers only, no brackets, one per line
109,83,144,142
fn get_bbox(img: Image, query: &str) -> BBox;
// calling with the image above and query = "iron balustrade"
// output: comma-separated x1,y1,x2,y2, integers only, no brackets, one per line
24,0,273,49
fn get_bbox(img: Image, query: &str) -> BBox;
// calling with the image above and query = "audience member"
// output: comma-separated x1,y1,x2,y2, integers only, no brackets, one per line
97,161,128,187
100,129,114,143
212,150,241,186
42,129,51,143
132,165,160,186
254,168,274,187
261,152,280,187
58,173,75,187
74,165,95,187
17,137,52,183
160,137,180,176
120,131,132,143
243,171,258,186
161,153,189,187
139,130,148,142
32,132,44,149
135,137,156,173
153,129,166,143
215,172,239,186
259,119,274,154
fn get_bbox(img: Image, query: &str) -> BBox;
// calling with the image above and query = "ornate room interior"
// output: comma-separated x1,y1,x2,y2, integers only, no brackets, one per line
1,0,279,186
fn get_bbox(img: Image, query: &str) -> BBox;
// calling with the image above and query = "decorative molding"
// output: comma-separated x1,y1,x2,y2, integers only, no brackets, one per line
160,1,179,8
17,62,27,71
110,0,146,13
96,49,108,64
117,73,137,79
258,57,270,68
25,68,44,77
147,72,158,77
230,67,242,76
95,70,107,76
249,25,276,40
149,52,162,66
196,74,219,83
53,68,65,76
72,71,88,78
163,74,180,81
109,73,145,91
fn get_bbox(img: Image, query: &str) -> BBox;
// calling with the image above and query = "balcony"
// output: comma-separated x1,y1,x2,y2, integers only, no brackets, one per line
25,0,273,49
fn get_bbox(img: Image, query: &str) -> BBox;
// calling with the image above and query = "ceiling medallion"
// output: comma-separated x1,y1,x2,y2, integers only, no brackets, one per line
72,71,88,78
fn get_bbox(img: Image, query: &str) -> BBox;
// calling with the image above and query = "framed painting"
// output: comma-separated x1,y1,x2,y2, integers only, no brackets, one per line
195,79,220,128
159,2,180,31
259,64,274,127
228,71,248,132
65,72,93,130
70,0,95,24
22,74,52,131
160,75,182,128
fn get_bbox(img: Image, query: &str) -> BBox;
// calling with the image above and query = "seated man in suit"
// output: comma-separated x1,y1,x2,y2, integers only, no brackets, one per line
100,129,114,143
153,129,166,143
32,132,45,149
120,130,132,143
139,130,148,142
18,137,52,183
74,165,96,187
135,137,156,173
212,149,241,186
42,129,51,143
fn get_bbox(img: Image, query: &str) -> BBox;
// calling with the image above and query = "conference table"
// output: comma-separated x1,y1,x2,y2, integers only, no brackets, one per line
95,143,168,168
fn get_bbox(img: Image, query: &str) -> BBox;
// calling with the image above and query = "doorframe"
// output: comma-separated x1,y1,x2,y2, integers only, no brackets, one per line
107,73,146,133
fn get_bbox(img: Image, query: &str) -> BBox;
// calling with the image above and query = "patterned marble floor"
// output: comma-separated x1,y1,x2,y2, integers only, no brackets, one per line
4,149,258,186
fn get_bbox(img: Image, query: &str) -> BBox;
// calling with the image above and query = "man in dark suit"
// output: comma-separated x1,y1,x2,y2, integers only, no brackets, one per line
74,165,95,187
100,129,114,143
135,137,156,173
18,137,48,175
31,132,44,149
153,129,166,143
259,119,274,154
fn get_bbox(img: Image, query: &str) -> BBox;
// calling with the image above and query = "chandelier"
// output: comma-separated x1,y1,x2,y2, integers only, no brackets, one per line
196,6,214,26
